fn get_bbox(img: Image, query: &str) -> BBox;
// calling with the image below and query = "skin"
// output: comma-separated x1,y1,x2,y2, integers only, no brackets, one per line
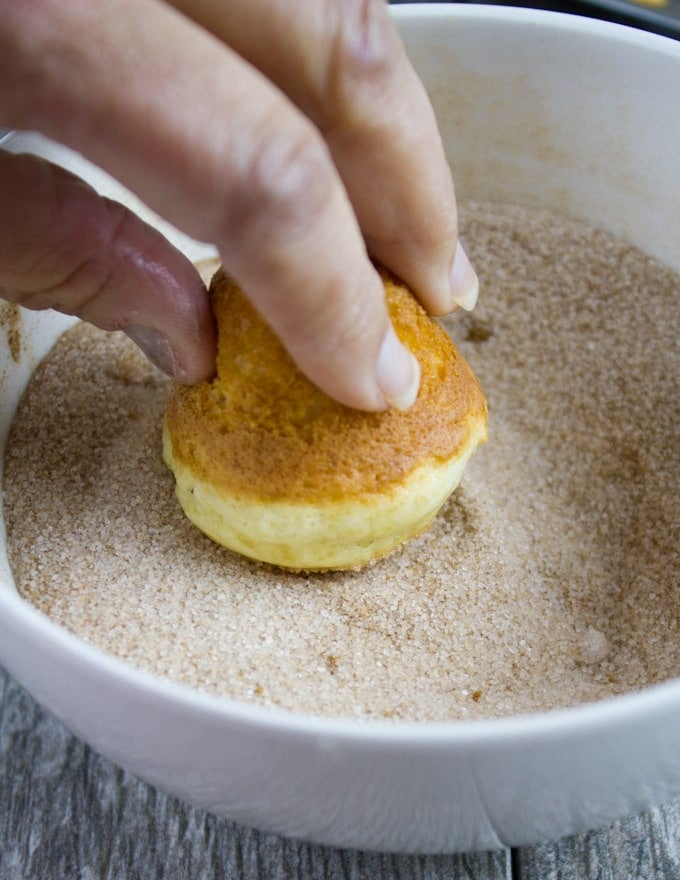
0,0,477,410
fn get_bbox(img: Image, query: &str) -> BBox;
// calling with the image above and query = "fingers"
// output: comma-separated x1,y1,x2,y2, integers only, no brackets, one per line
1,0,418,410
167,0,479,315
0,152,216,383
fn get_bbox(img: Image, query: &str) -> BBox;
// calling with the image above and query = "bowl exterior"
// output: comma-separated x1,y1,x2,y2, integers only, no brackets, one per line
0,5,679,853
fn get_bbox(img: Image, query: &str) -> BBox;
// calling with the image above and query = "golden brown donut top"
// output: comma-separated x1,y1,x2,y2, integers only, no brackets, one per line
164,267,487,503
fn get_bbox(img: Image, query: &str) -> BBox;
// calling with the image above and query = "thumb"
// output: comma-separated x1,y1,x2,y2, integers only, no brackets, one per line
0,152,216,382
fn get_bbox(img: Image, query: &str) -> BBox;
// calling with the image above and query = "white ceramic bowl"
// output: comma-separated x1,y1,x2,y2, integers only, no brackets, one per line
0,5,678,854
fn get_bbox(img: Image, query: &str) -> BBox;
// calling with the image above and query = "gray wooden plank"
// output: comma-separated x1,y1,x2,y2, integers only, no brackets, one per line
516,801,680,880
0,665,511,880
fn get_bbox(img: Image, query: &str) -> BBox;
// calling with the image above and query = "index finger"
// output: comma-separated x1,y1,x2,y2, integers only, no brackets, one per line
168,0,479,315
0,0,419,410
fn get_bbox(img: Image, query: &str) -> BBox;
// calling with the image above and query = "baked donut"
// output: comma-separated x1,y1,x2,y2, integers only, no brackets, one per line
162,267,487,570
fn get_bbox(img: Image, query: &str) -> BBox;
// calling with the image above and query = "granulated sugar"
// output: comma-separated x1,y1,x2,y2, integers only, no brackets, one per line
4,202,679,721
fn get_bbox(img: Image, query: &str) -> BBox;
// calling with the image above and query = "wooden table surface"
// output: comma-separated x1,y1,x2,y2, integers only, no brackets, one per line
2,665,679,880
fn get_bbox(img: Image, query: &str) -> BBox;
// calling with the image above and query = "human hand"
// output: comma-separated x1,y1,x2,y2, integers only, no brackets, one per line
0,0,477,410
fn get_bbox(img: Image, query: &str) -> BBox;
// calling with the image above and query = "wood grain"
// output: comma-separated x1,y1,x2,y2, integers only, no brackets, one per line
516,804,680,880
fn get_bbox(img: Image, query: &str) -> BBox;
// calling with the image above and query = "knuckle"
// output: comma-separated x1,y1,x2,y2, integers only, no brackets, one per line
50,261,117,324
233,127,337,247
326,0,400,115
11,258,113,320
26,204,129,325
61,205,129,322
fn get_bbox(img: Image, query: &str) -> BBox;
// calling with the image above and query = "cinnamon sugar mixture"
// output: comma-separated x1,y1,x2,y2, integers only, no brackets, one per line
4,202,679,721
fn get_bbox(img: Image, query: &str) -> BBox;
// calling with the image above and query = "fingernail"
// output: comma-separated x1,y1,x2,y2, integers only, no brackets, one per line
376,326,421,411
451,241,479,311
125,325,180,378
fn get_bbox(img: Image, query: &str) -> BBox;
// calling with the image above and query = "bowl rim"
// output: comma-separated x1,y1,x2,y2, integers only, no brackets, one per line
396,1,680,59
